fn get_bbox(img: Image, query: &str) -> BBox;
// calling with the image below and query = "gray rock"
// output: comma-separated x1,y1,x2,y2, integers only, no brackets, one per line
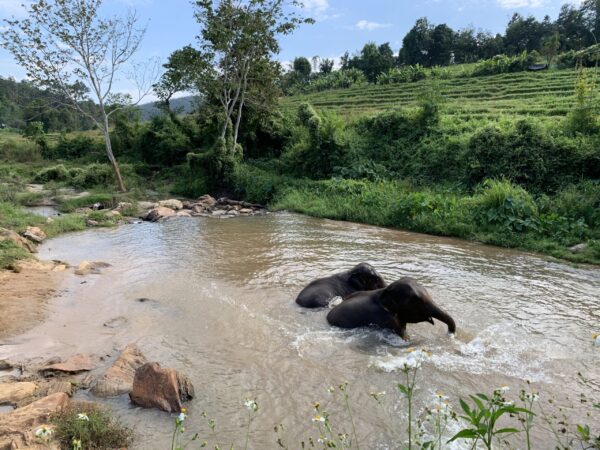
569,243,588,254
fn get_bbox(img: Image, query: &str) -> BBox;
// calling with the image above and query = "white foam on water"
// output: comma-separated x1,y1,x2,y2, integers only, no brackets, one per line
371,323,550,382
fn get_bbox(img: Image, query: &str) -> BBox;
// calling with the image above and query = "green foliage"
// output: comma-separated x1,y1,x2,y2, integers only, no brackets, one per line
32,163,141,190
449,389,531,449
565,67,599,135
46,134,104,160
377,65,428,84
0,139,42,163
51,403,133,450
57,193,117,213
281,103,350,178
0,240,31,270
472,52,537,76
138,116,193,166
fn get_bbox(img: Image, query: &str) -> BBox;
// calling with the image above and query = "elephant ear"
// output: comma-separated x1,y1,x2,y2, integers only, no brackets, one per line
348,271,367,290
379,281,415,315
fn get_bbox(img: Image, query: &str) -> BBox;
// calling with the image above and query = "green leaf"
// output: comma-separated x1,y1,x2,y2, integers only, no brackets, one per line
476,393,490,401
470,395,485,412
397,383,408,395
459,399,472,416
495,428,520,435
448,429,479,442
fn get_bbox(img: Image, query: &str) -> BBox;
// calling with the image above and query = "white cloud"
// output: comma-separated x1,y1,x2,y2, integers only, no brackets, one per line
301,0,329,14
355,20,392,31
496,0,545,8
0,0,30,17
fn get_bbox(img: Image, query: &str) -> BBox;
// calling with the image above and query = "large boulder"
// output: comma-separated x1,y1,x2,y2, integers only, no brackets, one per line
142,207,176,222
0,228,37,253
158,199,183,210
41,354,94,375
0,382,38,405
138,201,158,211
74,261,110,276
91,344,147,398
21,227,47,244
197,195,217,208
129,362,194,413
0,393,69,449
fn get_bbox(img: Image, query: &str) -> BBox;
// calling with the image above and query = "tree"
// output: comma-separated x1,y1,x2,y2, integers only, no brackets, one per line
504,13,544,55
454,27,478,63
399,18,433,66
541,32,561,65
1,0,154,192
319,58,334,74
293,57,312,81
155,46,205,114
430,24,455,66
581,0,600,44
189,0,310,185
556,4,591,50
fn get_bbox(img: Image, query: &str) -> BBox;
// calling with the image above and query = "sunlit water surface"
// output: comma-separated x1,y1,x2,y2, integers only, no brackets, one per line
2,213,599,448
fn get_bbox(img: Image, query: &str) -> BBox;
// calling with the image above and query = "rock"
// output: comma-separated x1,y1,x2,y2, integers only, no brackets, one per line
46,381,73,397
181,200,193,209
569,243,588,254
176,211,191,218
191,205,205,214
91,344,147,398
115,202,134,213
0,228,37,253
197,194,217,208
239,208,253,214
105,210,121,218
138,201,158,210
0,361,11,371
52,264,67,272
129,362,194,412
0,382,38,405
21,227,47,244
75,207,93,214
212,210,227,217
158,199,183,210
41,354,94,375
142,206,176,222
85,219,99,227
74,261,110,276
226,210,240,216
0,393,69,449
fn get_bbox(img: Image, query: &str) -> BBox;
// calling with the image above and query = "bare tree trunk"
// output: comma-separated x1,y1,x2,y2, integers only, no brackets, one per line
101,112,126,192
233,66,250,149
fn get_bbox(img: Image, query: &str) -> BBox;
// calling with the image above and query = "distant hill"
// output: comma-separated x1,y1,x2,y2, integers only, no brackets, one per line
138,96,200,120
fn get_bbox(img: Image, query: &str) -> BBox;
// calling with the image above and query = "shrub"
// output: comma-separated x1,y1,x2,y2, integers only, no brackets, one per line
0,240,31,270
137,116,193,167
51,403,133,450
46,134,104,160
473,179,539,233
472,52,536,76
0,138,42,162
282,103,350,179
376,64,427,84
33,165,71,183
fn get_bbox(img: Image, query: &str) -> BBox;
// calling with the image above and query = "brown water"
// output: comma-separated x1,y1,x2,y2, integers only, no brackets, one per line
1,212,599,449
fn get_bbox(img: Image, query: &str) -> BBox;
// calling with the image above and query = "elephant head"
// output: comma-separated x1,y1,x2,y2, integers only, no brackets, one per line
347,263,386,291
379,278,456,334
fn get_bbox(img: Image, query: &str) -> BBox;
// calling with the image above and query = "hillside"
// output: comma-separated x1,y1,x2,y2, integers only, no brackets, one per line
138,95,200,120
281,68,586,124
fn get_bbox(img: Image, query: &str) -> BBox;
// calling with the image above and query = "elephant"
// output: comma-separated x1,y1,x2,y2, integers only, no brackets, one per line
326,277,456,340
295,263,386,308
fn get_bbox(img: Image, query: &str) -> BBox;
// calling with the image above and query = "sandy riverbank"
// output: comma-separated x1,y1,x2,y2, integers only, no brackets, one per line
0,260,65,341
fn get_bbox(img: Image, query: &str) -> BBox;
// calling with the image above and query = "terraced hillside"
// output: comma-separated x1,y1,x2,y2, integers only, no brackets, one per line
282,68,591,123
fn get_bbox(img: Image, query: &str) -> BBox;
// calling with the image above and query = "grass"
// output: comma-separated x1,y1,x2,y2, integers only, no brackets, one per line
282,68,591,126
50,403,133,450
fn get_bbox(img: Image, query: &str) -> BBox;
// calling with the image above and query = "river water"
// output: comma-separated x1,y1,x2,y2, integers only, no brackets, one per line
1,212,599,448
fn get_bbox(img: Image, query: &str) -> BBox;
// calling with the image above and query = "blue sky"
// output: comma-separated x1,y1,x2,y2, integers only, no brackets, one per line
0,0,582,99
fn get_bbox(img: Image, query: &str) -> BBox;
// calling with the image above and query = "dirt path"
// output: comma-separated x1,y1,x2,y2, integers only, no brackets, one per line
0,261,65,341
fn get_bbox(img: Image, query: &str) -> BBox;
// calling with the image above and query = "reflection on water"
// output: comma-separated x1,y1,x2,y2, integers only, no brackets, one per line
3,212,600,448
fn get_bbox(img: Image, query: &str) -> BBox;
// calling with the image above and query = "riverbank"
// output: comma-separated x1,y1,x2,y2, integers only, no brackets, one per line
232,165,600,266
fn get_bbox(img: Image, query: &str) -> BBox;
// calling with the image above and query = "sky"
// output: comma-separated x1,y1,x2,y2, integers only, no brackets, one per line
0,0,584,100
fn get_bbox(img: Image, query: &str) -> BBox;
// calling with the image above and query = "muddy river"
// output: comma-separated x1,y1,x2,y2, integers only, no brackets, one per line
1,213,599,448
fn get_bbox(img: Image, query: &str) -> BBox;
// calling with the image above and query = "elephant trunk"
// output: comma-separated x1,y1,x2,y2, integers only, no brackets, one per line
427,303,456,334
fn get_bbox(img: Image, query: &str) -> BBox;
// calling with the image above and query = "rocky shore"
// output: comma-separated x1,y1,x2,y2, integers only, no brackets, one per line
0,193,262,448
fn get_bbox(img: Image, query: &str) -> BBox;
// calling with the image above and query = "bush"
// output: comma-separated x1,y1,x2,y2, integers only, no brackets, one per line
46,134,104,160
137,116,194,167
0,138,42,163
281,103,350,178
472,52,536,76
377,64,428,84
51,403,133,450
33,164,71,183
0,240,31,270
